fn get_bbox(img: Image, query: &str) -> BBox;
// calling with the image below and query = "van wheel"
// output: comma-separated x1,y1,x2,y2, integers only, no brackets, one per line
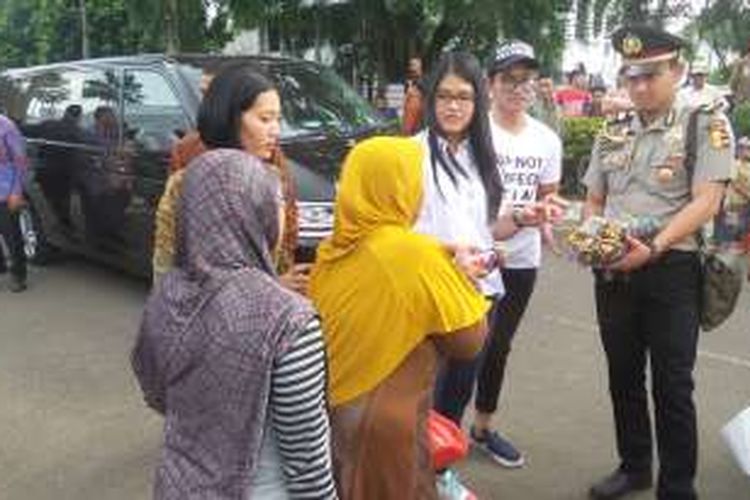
18,203,56,265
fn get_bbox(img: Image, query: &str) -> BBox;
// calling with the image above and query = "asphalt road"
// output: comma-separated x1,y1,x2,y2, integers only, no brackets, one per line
1,256,749,500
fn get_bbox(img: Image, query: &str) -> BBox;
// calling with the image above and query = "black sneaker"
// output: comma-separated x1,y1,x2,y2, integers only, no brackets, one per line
589,469,652,499
470,427,525,468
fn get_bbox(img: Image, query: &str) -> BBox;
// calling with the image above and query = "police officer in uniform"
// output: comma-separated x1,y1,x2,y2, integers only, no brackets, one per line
583,25,733,500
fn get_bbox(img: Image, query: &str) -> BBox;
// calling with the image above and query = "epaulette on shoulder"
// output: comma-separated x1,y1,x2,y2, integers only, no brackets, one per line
696,99,724,115
599,112,634,144
607,111,635,127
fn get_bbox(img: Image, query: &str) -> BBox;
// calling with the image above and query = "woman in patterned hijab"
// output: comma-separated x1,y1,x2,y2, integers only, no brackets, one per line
132,148,336,496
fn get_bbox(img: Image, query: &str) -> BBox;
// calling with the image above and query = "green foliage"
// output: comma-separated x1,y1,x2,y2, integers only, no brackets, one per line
219,1,568,91
573,0,694,41
0,0,231,69
732,102,750,140
0,0,571,89
560,116,604,196
123,0,230,53
691,0,750,71
0,0,70,68
562,116,604,163
708,67,730,85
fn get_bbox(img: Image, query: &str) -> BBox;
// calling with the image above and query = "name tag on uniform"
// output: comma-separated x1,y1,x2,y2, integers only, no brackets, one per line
603,149,629,169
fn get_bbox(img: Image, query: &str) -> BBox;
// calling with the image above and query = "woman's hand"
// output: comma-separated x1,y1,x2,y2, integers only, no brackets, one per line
452,245,488,281
279,263,313,295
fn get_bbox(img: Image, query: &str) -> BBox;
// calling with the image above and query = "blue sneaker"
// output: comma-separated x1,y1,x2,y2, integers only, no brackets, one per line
470,427,525,468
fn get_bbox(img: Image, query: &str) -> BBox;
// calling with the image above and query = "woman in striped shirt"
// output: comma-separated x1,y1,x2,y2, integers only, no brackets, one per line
132,66,336,500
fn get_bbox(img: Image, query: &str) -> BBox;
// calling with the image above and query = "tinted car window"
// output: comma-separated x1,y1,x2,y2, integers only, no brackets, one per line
176,60,383,138
1,68,119,135
275,64,382,137
123,69,189,152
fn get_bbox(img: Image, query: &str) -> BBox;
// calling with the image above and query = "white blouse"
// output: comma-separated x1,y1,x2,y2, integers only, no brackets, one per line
413,131,504,297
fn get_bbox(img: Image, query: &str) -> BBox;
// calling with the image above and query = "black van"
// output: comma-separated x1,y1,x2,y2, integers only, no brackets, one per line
0,54,394,277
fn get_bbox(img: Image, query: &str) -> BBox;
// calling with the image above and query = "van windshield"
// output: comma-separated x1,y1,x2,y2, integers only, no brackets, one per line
177,59,385,139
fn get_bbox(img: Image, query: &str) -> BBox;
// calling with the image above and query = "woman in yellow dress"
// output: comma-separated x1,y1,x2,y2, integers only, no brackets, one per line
309,136,489,500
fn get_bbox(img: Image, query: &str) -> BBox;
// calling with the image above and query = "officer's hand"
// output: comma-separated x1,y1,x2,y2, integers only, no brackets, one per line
607,235,651,272
515,200,565,227
6,194,25,212
541,193,570,224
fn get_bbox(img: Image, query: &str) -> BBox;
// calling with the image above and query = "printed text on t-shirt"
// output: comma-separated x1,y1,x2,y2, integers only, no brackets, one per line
497,154,546,204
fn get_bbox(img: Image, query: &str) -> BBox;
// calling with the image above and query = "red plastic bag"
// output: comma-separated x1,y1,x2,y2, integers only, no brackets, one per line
428,409,469,470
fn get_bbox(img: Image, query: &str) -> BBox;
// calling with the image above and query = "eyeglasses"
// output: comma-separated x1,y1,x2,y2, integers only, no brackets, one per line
435,91,475,106
499,74,537,89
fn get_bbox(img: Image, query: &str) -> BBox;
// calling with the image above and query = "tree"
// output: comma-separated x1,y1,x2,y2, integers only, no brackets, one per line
572,0,694,40
0,0,72,68
221,0,569,90
127,0,227,53
690,0,750,72
0,0,238,69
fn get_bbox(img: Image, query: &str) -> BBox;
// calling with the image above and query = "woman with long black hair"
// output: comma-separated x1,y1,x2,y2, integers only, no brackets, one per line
412,50,553,498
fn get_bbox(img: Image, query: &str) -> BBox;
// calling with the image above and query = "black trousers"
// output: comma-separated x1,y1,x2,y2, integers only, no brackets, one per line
433,268,537,424
475,268,537,414
594,251,700,500
0,202,27,281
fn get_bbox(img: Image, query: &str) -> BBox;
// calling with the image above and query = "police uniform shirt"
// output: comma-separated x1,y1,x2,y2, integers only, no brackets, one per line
583,101,734,251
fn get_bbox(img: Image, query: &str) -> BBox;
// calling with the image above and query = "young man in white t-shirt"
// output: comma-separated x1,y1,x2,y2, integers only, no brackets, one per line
469,40,563,467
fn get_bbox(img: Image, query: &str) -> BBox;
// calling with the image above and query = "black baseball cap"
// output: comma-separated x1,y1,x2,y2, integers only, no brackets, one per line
487,40,539,76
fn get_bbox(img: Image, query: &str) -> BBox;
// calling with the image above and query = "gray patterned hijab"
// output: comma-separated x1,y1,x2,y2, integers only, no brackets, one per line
132,149,315,498
176,148,280,280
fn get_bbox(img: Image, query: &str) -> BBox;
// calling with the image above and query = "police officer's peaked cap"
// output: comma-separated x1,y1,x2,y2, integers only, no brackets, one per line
612,25,686,76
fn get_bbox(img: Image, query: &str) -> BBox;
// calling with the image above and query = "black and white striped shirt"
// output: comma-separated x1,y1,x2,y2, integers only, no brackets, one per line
271,317,337,499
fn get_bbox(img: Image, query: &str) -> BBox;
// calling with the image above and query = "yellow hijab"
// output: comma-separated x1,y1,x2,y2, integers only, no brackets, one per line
310,137,489,406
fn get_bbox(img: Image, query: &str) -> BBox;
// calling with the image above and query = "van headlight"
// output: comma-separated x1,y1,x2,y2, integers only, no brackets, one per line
297,201,334,239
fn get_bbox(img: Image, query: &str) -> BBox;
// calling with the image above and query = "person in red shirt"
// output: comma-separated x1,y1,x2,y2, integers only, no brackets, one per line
555,67,592,117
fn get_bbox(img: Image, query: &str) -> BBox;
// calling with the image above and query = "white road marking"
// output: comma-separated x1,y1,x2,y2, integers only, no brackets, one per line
540,314,750,370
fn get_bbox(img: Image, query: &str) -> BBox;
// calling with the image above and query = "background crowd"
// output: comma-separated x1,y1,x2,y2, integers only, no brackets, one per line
1,10,749,500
